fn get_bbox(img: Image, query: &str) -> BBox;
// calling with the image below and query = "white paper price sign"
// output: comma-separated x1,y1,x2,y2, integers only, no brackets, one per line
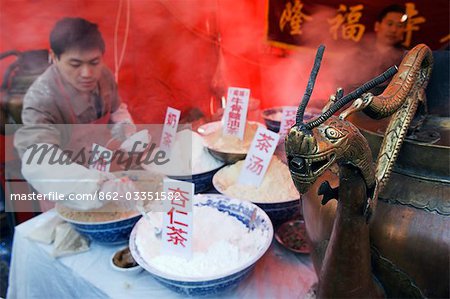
160,107,180,156
279,106,297,140
162,178,194,259
89,143,113,172
238,127,280,187
222,87,250,140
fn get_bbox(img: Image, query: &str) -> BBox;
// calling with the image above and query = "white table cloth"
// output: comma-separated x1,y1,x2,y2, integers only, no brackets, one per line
7,210,317,299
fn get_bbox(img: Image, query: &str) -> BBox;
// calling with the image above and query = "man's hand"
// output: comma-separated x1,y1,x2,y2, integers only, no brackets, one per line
111,122,137,142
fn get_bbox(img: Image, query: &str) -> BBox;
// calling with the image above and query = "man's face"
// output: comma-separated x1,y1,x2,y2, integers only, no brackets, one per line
52,48,103,92
375,12,406,47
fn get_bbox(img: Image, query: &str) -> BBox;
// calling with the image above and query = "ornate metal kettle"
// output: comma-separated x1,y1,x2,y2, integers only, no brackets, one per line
285,44,449,298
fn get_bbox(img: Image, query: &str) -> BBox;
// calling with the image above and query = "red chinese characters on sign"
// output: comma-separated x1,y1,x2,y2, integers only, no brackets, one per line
223,87,250,140
168,187,190,208
226,97,243,134
166,225,187,247
234,90,245,97
166,112,178,128
246,132,276,175
226,118,240,134
246,154,264,175
279,108,297,138
89,144,112,172
93,157,107,172
167,208,188,227
165,187,191,248
238,127,280,187
160,107,180,155
255,133,275,153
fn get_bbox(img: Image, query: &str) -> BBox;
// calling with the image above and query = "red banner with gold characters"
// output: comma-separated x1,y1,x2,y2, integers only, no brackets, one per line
267,0,449,50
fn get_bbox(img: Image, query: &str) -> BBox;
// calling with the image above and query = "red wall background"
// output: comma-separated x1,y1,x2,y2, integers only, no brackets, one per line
1,0,448,124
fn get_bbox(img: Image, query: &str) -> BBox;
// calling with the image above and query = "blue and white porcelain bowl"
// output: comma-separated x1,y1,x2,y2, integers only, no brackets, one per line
129,194,273,296
67,216,140,245
56,205,141,245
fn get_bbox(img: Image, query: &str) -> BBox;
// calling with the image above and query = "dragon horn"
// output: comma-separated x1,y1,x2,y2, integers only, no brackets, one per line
304,66,398,130
296,45,325,127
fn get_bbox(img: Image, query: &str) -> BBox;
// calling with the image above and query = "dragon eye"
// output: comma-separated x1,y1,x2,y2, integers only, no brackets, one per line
325,127,344,139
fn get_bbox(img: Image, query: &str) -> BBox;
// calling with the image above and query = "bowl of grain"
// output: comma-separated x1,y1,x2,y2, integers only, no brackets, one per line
212,156,301,226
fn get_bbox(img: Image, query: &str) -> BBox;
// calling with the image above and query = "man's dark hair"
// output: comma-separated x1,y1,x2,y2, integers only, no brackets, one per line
50,17,105,59
377,4,407,22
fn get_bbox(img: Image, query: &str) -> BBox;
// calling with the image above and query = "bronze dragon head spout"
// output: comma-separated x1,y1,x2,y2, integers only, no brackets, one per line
286,116,375,194
286,45,397,195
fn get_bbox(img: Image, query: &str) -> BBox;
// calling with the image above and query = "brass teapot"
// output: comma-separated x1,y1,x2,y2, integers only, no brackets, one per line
286,44,449,298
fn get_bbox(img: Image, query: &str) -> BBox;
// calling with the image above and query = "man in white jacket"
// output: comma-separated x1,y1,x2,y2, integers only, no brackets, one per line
14,17,138,210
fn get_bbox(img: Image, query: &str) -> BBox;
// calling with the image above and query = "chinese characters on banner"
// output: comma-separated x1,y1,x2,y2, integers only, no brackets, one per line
238,127,280,187
328,4,365,42
279,0,312,35
162,179,194,259
222,87,250,140
402,2,426,48
89,144,113,172
278,106,297,141
267,0,446,50
160,107,180,156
